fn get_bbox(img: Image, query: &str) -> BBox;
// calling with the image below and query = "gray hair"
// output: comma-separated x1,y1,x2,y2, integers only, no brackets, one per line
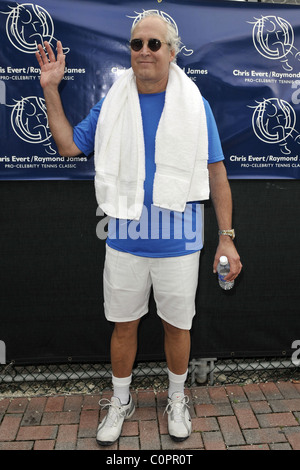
130,11,181,60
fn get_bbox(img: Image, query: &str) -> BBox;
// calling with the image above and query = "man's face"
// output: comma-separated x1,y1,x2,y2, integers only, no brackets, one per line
131,17,175,93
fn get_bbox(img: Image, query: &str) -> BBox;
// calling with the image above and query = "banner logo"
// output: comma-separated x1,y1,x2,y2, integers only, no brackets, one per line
250,16,300,71
10,96,55,154
1,3,69,54
250,98,300,155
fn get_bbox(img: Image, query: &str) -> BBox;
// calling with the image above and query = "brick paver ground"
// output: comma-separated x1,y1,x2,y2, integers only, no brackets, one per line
0,381,300,451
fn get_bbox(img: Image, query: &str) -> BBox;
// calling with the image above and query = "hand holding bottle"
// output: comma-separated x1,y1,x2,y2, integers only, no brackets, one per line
217,256,234,290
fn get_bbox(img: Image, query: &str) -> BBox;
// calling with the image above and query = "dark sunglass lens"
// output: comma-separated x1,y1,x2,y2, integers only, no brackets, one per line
130,39,143,51
148,39,161,52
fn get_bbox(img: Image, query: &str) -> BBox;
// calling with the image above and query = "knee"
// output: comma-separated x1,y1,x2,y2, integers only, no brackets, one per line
113,320,140,340
162,320,188,338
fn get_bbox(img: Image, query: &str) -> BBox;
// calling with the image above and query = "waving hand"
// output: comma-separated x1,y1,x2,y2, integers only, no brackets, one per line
35,41,65,90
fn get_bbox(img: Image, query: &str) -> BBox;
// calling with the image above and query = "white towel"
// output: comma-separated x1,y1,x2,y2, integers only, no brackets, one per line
94,62,209,221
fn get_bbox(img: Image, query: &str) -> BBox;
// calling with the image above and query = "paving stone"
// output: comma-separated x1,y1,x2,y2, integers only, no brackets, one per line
243,427,287,445
0,384,298,451
218,416,245,446
257,412,299,428
202,431,226,450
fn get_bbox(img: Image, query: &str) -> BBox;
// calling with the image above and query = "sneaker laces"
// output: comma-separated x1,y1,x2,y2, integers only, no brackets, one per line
164,395,190,423
99,398,127,428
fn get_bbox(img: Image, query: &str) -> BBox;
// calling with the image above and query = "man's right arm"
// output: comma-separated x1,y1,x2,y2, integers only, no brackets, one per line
36,41,81,157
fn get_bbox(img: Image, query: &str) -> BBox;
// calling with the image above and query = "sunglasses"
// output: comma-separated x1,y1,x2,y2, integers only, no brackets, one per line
130,38,170,52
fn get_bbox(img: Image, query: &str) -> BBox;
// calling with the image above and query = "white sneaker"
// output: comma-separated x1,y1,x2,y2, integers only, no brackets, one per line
165,392,192,442
96,395,135,446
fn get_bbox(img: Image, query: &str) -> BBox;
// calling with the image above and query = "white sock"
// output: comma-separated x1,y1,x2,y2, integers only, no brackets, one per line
112,374,132,405
167,368,188,398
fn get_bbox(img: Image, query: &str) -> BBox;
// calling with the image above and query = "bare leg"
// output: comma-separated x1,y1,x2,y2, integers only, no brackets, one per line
110,319,140,378
162,320,190,375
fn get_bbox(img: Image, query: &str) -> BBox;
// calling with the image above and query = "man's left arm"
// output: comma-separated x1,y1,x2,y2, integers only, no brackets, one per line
208,161,242,282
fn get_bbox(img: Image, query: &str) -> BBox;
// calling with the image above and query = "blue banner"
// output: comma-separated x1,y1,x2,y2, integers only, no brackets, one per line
0,0,300,180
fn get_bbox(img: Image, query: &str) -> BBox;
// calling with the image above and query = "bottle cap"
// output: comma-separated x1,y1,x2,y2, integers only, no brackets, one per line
219,256,228,265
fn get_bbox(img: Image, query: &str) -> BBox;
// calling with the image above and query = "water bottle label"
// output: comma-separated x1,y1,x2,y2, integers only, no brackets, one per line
218,274,226,282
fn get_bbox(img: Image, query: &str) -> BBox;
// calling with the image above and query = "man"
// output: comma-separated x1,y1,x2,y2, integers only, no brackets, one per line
36,12,242,446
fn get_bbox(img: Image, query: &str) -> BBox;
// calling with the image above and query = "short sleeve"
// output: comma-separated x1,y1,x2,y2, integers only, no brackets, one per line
203,98,225,164
73,98,104,156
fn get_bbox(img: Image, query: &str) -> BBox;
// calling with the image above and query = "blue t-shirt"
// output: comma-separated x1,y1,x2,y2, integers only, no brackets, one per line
73,92,224,257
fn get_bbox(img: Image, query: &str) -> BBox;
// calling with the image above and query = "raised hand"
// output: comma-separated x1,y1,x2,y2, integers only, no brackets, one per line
34,40,80,157
35,41,65,90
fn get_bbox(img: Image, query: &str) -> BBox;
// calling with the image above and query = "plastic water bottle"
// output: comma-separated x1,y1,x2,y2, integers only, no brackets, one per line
217,256,234,290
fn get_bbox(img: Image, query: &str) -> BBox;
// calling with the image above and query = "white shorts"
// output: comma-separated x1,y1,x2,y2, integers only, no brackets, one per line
103,245,200,330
